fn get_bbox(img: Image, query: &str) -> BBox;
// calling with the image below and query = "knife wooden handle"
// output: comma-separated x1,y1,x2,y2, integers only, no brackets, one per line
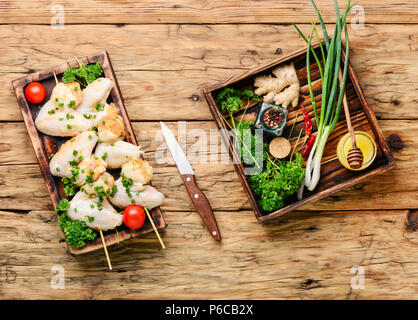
181,174,221,241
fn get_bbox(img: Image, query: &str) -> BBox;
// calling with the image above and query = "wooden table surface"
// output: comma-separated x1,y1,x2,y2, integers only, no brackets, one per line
1,0,418,299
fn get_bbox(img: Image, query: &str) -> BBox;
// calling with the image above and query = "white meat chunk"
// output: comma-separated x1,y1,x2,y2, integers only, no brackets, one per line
76,78,113,116
35,100,93,137
95,140,143,169
49,131,98,177
97,112,126,143
68,191,122,231
51,82,82,110
81,172,115,197
74,155,107,186
121,158,153,185
108,178,164,210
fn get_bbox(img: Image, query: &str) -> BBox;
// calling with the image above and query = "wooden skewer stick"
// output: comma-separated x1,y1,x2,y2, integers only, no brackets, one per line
99,230,112,270
53,72,59,85
339,69,364,169
144,207,166,249
74,56,84,68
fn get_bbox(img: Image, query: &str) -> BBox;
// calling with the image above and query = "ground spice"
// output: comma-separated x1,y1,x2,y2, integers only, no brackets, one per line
263,108,283,129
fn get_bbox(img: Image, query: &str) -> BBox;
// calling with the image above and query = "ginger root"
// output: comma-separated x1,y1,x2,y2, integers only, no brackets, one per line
254,62,300,109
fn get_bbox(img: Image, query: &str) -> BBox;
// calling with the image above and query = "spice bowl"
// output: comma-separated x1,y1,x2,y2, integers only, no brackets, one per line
254,102,288,137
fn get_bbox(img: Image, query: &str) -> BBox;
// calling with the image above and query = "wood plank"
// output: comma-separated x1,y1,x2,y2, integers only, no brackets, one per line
2,24,417,121
0,208,416,299
0,120,415,212
1,0,417,24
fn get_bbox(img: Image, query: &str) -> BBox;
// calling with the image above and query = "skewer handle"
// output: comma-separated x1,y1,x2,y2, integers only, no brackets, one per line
53,72,59,85
338,69,356,148
144,207,166,249
99,230,112,270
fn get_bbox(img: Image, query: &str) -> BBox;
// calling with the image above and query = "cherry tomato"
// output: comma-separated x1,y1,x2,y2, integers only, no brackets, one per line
25,82,46,104
123,205,145,230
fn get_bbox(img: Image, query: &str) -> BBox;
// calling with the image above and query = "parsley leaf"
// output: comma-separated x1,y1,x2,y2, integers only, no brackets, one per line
248,153,305,213
215,87,260,114
62,61,103,87
56,199,97,249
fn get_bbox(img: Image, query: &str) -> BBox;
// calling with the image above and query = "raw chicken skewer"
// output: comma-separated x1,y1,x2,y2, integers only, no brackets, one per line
42,62,166,264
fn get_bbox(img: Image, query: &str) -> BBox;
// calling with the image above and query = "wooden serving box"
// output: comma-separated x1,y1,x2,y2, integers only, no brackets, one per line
203,42,395,223
12,51,166,255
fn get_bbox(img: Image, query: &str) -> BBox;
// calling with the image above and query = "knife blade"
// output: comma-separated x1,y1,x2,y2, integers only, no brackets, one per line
160,121,221,241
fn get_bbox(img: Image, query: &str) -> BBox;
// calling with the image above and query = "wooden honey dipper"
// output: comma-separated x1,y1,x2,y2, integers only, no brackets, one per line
339,69,363,169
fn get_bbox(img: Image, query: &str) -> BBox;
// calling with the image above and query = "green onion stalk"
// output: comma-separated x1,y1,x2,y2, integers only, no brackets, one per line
293,0,353,191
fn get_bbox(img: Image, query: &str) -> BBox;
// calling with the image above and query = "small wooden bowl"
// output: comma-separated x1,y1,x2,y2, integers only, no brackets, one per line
337,131,377,171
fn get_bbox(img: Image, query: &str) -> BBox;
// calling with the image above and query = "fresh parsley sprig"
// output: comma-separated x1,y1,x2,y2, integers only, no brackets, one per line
62,61,103,87
57,199,97,248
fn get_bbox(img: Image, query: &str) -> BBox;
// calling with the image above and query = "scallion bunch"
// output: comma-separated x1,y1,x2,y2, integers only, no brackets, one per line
293,0,355,191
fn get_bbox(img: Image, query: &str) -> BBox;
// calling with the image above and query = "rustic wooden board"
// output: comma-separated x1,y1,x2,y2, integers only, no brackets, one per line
11,51,166,255
204,42,395,222
1,24,417,122
1,0,417,24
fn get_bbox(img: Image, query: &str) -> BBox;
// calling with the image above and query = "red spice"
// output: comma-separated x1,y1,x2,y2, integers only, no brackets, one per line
263,108,283,129
301,104,313,137
301,134,316,158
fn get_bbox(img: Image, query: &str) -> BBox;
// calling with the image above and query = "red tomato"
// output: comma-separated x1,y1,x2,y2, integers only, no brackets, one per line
25,82,46,104
123,205,146,230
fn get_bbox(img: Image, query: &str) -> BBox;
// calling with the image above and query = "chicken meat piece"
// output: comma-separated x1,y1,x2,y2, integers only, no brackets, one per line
68,191,122,231
74,155,107,186
93,102,119,124
95,140,143,169
108,178,164,210
121,158,153,185
50,131,98,177
35,100,93,137
76,78,113,117
97,112,126,143
51,82,82,110
81,172,115,197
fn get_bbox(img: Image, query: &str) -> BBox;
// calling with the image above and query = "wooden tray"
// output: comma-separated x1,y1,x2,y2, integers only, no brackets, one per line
203,42,395,223
12,51,166,255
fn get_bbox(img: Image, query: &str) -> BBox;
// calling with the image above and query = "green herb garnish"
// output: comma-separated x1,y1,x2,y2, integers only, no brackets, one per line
62,61,103,87
248,153,305,213
95,103,105,112
57,199,96,248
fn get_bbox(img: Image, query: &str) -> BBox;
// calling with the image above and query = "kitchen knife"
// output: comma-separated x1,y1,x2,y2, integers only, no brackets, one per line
160,121,221,241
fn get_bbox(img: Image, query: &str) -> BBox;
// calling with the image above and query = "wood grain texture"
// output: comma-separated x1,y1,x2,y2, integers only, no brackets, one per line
0,0,417,24
0,24,417,121
1,0,417,299
0,120,414,212
0,208,417,299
